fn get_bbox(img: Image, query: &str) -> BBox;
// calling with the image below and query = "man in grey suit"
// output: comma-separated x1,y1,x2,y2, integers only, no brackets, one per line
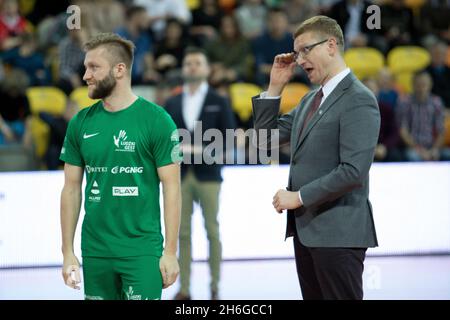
252,16,380,300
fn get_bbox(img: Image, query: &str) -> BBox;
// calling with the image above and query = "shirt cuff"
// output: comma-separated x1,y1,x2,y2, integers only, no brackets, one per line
298,190,303,206
259,91,281,99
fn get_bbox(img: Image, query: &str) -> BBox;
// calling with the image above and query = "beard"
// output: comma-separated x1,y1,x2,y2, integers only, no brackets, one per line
90,70,116,99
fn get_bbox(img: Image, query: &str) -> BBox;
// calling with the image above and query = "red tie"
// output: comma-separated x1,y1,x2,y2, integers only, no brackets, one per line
300,88,323,135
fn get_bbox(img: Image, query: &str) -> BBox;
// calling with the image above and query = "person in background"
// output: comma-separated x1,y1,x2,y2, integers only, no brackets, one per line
327,0,373,48
426,41,450,110
153,18,191,78
57,28,89,95
377,68,399,111
251,7,293,86
397,71,450,161
165,47,236,300
1,32,50,86
205,14,252,93
134,0,191,41
0,0,29,51
0,68,33,150
116,5,160,85
190,0,224,46
364,78,403,162
234,0,267,39
38,100,78,170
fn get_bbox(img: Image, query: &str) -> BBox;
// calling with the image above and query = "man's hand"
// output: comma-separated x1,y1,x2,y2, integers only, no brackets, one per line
159,253,179,289
272,189,302,213
374,144,387,160
62,254,81,290
267,53,297,96
0,122,16,142
430,148,440,161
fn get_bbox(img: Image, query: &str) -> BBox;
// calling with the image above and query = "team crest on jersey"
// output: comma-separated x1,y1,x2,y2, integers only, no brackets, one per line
113,130,136,152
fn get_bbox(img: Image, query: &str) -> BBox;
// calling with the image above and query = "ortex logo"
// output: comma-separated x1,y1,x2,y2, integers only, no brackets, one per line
86,165,108,173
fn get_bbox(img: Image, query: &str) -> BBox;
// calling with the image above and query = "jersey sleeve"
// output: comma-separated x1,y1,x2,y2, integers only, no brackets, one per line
59,114,84,167
152,111,183,168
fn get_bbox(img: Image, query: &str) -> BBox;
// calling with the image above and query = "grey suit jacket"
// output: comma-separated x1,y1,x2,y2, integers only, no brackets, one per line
252,72,380,248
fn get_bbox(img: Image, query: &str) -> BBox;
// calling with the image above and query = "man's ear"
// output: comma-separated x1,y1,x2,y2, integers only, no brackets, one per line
328,38,339,56
114,63,127,78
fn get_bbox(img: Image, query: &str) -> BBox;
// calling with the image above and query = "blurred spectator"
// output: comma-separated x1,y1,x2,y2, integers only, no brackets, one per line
134,0,191,41
282,0,318,34
205,14,252,91
57,28,88,95
251,7,292,86
419,0,450,44
35,12,68,51
364,78,403,162
23,0,69,26
0,68,32,150
397,71,450,161
313,0,341,13
1,32,51,86
234,0,267,39
378,0,417,53
153,18,191,78
154,80,176,107
0,57,4,79
0,0,29,51
38,100,78,170
190,0,224,46
426,41,450,109
327,0,373,48
377,68,399,111
87,0,125,34
116,5,160,85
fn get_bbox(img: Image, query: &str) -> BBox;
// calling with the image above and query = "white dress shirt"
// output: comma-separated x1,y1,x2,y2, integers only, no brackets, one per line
182,82,209,132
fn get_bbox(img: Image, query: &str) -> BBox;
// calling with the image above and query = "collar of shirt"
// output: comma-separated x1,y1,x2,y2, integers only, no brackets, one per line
183,81,209,98
320,67,351,106
182,82,209,132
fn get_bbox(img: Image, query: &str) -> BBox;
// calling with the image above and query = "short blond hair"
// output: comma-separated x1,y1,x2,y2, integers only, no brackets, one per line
84,33,135,71
294,16,344,53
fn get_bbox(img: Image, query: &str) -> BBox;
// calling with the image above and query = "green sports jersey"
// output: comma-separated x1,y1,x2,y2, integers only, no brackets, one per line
60,96,181,258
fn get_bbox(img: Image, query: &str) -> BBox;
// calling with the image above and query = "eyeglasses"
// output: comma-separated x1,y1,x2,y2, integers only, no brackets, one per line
293,39,329,60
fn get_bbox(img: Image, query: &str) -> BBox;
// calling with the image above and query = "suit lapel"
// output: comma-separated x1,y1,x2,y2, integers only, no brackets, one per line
197,89,213,123
174,95,188,129
293,72,356,153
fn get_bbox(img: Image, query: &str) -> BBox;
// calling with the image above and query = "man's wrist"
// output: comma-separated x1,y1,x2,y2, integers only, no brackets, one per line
163,249,177,256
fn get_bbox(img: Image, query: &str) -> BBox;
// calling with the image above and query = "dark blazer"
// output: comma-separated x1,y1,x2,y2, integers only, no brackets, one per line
165,87,236,182
252,72,380,248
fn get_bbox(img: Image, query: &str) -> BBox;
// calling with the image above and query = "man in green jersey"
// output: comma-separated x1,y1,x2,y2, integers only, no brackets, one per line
59,33,182,300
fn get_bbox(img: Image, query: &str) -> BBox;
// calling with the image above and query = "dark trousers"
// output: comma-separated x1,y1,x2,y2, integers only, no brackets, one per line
293,232,367,300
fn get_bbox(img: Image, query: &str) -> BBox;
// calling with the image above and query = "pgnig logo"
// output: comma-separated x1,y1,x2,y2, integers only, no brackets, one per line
111,166,143,174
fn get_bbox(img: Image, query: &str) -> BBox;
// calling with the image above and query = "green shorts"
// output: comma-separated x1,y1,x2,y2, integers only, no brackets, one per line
82,255,163,300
